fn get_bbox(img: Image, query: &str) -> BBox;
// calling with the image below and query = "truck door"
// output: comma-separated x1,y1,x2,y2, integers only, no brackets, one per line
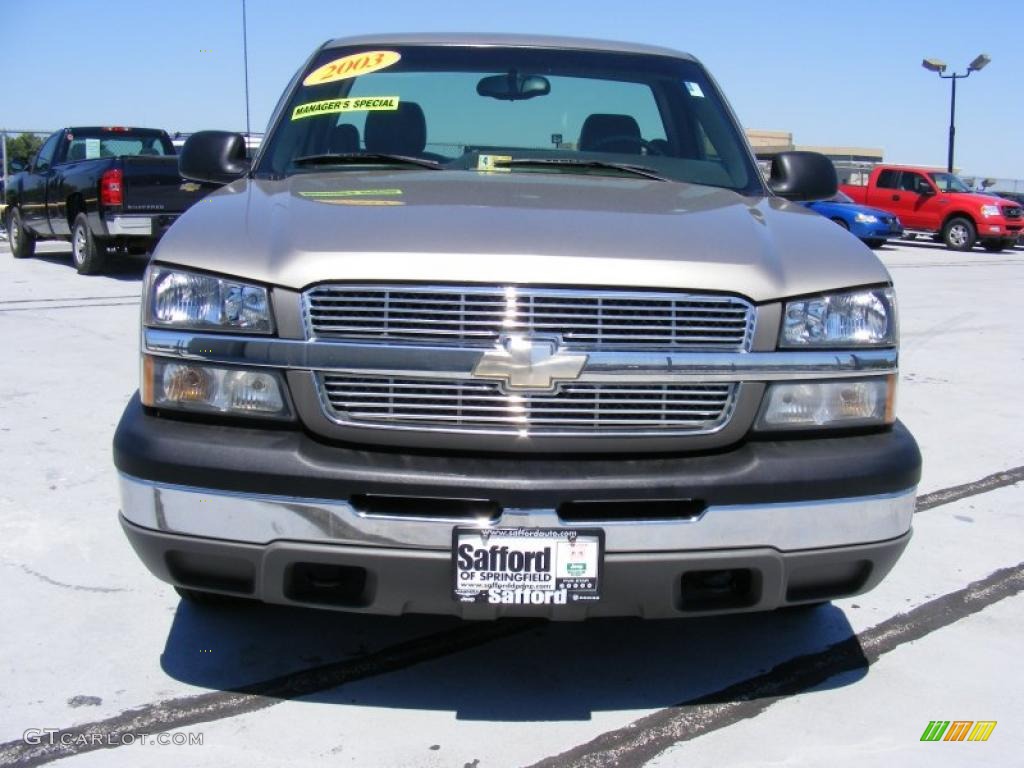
868,168,900,213
894,171,937,230
46,131,72,236
20,131,61,235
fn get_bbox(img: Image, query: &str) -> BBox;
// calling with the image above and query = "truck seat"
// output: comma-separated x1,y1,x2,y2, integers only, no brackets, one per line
364,102,427,155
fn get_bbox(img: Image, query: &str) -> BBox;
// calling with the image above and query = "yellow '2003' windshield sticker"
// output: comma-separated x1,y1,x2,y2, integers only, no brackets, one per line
303,51,401,86
291,96,400,121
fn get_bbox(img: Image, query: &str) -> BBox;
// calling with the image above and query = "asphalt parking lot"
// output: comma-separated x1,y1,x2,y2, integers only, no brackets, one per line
0,237,1021,767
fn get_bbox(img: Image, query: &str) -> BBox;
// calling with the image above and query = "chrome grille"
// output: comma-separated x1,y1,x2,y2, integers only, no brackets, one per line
318,374,737,435
304,285,754,350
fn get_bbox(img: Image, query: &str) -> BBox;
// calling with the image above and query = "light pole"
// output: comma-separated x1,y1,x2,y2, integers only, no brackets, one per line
922,54,991,173
241,0,252,149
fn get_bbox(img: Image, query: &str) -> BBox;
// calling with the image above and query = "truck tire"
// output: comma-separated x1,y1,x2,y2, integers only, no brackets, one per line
71,213,108,274
942,217,976,251
982,240,1006,253
830,217,850,230
7,207,36,259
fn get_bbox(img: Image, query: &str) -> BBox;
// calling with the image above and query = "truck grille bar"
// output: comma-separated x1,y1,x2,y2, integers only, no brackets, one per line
304,284,754,351
318,374,738,435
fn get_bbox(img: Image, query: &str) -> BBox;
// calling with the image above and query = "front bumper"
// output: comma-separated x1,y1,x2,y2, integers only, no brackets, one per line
114,396,921,617
851,221,902,240
978,221,1022,238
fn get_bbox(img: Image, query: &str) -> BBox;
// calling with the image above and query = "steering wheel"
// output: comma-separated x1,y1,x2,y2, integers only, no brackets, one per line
585,135,664,155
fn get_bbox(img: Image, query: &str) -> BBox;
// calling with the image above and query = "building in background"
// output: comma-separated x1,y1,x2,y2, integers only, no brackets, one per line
746,129,883,186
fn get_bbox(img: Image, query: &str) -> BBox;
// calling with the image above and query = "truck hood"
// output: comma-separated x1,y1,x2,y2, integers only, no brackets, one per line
155,169,891,303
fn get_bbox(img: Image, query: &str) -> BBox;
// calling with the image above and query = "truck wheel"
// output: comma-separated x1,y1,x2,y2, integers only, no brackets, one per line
71,213,108,274
174,586,255,607
942,217,976,251
982,240,1006,253
865,239,885,249
7,207,36,259
830,217,850,230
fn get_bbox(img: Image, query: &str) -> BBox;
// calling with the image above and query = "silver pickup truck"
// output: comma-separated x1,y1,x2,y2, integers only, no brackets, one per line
114,34,920,618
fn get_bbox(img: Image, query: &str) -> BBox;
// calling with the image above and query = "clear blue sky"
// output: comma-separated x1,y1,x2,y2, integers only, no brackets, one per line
7,0,1024,178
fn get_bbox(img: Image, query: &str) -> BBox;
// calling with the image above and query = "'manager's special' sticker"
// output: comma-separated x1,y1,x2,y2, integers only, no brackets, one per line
303,51,401,86
291,96,400,121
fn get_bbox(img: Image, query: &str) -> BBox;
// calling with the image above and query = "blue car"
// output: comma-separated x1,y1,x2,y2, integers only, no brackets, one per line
803,191,903,249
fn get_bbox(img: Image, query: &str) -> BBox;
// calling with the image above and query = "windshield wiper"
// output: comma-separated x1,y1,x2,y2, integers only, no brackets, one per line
503,157,671,182
293,153,442,171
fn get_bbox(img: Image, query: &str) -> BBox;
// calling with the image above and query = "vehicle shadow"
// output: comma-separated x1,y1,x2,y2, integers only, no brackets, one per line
30,249,149,280
160,599,867,721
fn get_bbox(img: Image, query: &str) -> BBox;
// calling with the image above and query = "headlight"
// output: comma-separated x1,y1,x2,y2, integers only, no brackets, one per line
980,204,1001,217
146,266,273,334
781,287,896,348
854,213,878,223
756,376,895,430
141,356,292,419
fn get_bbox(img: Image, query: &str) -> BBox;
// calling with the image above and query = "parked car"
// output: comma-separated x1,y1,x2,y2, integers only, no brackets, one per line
802,191,902,248
115,34,919,618
840,165,1023,252
4,127,217,273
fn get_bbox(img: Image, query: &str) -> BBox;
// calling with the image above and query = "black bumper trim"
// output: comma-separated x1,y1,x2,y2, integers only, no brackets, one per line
113,395,921,508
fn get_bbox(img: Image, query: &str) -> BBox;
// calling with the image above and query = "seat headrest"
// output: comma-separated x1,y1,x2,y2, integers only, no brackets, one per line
328,123,360,154
579,114,642,154
364,102,426,155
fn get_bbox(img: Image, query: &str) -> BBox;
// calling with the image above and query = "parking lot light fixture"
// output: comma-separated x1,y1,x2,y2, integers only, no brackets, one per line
968,54,991,72
922,54,991,173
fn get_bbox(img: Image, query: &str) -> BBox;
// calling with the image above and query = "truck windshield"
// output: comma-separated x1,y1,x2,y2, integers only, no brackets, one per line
928,172,972,193
64,129,174,161
257,45,761,194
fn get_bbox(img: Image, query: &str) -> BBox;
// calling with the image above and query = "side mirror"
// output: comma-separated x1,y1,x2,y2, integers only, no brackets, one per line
179,131,250,185
918,185,936,196
768,151,837,202
8,159,26,173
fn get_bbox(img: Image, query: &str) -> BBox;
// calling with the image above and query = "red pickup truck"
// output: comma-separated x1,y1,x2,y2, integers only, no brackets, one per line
840,165,1023,252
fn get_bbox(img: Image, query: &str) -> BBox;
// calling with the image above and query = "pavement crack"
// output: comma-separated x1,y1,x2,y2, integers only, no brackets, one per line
915,465,1024,512
1,560,129,594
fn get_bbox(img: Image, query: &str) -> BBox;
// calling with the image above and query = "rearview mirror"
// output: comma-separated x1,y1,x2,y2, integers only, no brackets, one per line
179,131,250,185
477,73,551,101
769,151,837,202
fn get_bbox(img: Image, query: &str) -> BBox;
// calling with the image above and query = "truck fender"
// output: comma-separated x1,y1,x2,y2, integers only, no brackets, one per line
941,210,976,230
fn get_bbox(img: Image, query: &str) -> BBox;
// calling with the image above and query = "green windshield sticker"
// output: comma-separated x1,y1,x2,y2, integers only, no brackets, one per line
291,96,400,121
299,189,403,198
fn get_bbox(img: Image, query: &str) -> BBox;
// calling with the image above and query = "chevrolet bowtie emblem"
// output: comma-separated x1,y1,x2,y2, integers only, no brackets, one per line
472,336,588,391
179,182,202,192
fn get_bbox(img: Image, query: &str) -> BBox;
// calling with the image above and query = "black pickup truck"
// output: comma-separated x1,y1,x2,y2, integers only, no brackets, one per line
4,127,215,274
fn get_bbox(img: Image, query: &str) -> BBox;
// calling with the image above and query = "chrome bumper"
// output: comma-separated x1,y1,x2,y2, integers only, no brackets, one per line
105,215,153,237
118,473,915,553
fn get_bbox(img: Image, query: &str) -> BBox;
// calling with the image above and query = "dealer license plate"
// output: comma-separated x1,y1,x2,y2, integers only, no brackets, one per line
452,527,603,605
